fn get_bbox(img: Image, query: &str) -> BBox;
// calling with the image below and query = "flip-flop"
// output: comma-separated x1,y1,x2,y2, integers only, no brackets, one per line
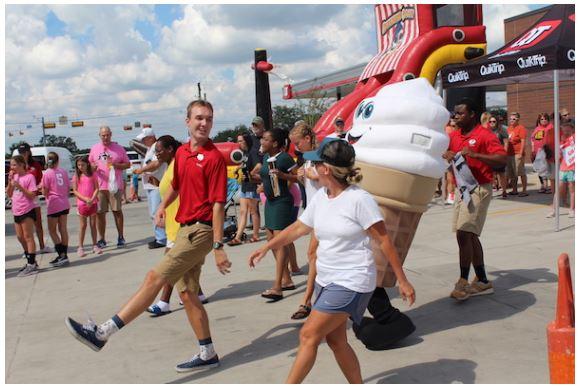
246,237,260,243
508,191,518,196
261,289,283,301
282,284,296,291
227,238,243,246
291,305,311,320
518,192,529,197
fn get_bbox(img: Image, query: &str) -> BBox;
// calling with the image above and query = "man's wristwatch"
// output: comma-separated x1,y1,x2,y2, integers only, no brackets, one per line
213,241,224,250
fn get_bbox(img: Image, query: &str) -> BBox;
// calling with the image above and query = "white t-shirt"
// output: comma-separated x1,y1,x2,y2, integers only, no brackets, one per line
142,142,167,190
299,185,383,293
303,160,321,204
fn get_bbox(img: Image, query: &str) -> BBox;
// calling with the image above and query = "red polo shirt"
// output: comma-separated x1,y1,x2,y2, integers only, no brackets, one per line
171,139,227,224
448,125,506,185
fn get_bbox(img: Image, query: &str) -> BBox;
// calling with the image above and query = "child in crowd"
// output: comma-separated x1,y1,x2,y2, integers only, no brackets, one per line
130,169,141,202
72,156,102,256
41,152,71,267
7,155,39,277
552,123,575,218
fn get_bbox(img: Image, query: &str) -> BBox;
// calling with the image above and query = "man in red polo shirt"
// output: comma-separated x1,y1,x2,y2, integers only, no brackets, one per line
65,100,232,373
506,112,528,196
443,98,507,301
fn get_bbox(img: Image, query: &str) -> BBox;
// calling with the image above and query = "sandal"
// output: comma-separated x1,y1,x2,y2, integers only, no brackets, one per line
518,192,529,197
291,305,311,320
282,284,296,291
261,289,283,302
246,236,260,243
538,187,546,193
227,238,243,246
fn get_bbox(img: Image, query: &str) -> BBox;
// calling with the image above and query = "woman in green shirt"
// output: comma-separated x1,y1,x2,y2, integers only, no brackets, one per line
253,128,297,301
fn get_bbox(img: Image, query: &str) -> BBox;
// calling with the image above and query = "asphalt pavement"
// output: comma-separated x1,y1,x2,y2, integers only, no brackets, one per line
4,172,575,383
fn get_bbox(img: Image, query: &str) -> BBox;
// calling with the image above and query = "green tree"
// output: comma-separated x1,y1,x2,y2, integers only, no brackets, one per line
272,98,333,131
272,105,303,131
212,124,249,143
37,135,79,153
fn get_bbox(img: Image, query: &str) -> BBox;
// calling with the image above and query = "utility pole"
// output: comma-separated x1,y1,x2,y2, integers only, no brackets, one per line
197,82,201,100
41,116,46,146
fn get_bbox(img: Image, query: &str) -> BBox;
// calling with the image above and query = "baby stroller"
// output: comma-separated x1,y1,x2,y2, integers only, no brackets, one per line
223,178,241,242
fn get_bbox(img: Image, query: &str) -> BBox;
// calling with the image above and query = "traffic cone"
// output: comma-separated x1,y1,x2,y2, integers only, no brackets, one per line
546,253,575,383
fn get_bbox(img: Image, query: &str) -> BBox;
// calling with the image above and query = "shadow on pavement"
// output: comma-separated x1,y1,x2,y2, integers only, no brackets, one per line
209,278,307,303
364,358,477,383
387,268,557,346
168,322,302,384
4,248,137,280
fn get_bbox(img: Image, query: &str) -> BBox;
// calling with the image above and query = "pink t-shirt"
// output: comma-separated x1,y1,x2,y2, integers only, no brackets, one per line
88,142,130,190
73,174,99,207
11,173,38,216
42,167,71,215
561,135,575,172
289,183,302,207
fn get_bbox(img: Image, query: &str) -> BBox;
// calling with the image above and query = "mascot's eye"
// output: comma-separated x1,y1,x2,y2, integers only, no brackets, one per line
363,102,374,119
356,102,365,118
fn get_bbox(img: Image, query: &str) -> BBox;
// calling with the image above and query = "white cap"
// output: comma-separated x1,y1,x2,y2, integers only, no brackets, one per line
136,128,156,141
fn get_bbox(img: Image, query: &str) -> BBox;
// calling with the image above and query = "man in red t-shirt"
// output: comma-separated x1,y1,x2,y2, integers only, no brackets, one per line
443,98,507,301
18,142,47,252
506,112,528,196
66,100,232,372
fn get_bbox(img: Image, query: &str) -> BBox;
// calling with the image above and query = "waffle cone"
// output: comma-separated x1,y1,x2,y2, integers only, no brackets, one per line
355,161,438,287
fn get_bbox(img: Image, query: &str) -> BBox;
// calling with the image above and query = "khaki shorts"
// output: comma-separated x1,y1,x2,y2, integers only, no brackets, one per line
452,183,493,236
97,190,122,213
506,155,526,178
153,223,213,293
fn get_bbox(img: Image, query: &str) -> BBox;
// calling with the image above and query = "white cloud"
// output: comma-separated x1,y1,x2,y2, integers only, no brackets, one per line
5,4,543,150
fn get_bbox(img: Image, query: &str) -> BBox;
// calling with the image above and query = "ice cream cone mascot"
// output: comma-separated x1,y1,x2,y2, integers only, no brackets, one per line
349,78,450,349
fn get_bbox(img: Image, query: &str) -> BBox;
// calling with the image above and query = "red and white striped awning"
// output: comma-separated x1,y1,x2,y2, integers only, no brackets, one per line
359,4,421,81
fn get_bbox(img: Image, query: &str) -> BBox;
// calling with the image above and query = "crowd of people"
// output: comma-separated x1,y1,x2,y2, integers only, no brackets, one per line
441,107,575,218
6,97,574,382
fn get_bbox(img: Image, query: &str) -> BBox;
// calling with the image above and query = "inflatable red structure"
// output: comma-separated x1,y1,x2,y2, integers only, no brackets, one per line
313,4,487,140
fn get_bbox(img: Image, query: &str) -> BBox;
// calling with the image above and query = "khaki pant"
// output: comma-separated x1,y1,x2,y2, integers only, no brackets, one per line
153,223,213,293
506,154,526,179
97,190,123,213
452,183,493,236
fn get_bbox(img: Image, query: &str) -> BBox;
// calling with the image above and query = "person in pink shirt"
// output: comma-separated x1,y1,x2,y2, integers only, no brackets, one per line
547,122,575,218
72,156,102,257
7,155,39,277
89,126,131,248
41,152,71,267
531,113,554,193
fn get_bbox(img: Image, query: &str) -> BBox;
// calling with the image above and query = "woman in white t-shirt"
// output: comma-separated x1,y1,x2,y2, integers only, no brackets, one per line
249,138,415,384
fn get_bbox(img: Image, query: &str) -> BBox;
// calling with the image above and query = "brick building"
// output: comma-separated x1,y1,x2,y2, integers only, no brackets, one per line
504,6,575,134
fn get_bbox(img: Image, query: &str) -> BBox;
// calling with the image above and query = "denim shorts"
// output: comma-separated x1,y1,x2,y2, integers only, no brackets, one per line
313,282,373,325
561,170,575,182
240,190,260,200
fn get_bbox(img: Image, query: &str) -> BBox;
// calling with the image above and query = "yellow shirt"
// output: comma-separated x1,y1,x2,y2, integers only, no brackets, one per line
159,160,179,243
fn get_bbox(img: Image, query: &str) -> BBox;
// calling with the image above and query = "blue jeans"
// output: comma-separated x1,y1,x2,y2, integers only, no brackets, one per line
146,188,166,245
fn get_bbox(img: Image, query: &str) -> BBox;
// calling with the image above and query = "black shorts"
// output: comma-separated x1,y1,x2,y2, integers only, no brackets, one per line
14,208,37,224
492,166,506,173
47,208,70,218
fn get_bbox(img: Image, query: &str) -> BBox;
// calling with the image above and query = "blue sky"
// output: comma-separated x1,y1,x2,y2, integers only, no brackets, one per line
5,4,548,150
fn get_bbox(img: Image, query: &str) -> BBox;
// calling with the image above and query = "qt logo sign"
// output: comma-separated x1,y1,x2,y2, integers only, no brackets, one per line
498,20,562,56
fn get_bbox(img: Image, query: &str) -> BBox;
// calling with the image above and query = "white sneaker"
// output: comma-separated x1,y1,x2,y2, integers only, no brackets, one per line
17,263,39,277
40,245,52,254
546,211,555,218
569,210,575,218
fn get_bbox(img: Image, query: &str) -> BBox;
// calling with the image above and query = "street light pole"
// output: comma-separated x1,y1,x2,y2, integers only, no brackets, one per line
41,116,46,146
